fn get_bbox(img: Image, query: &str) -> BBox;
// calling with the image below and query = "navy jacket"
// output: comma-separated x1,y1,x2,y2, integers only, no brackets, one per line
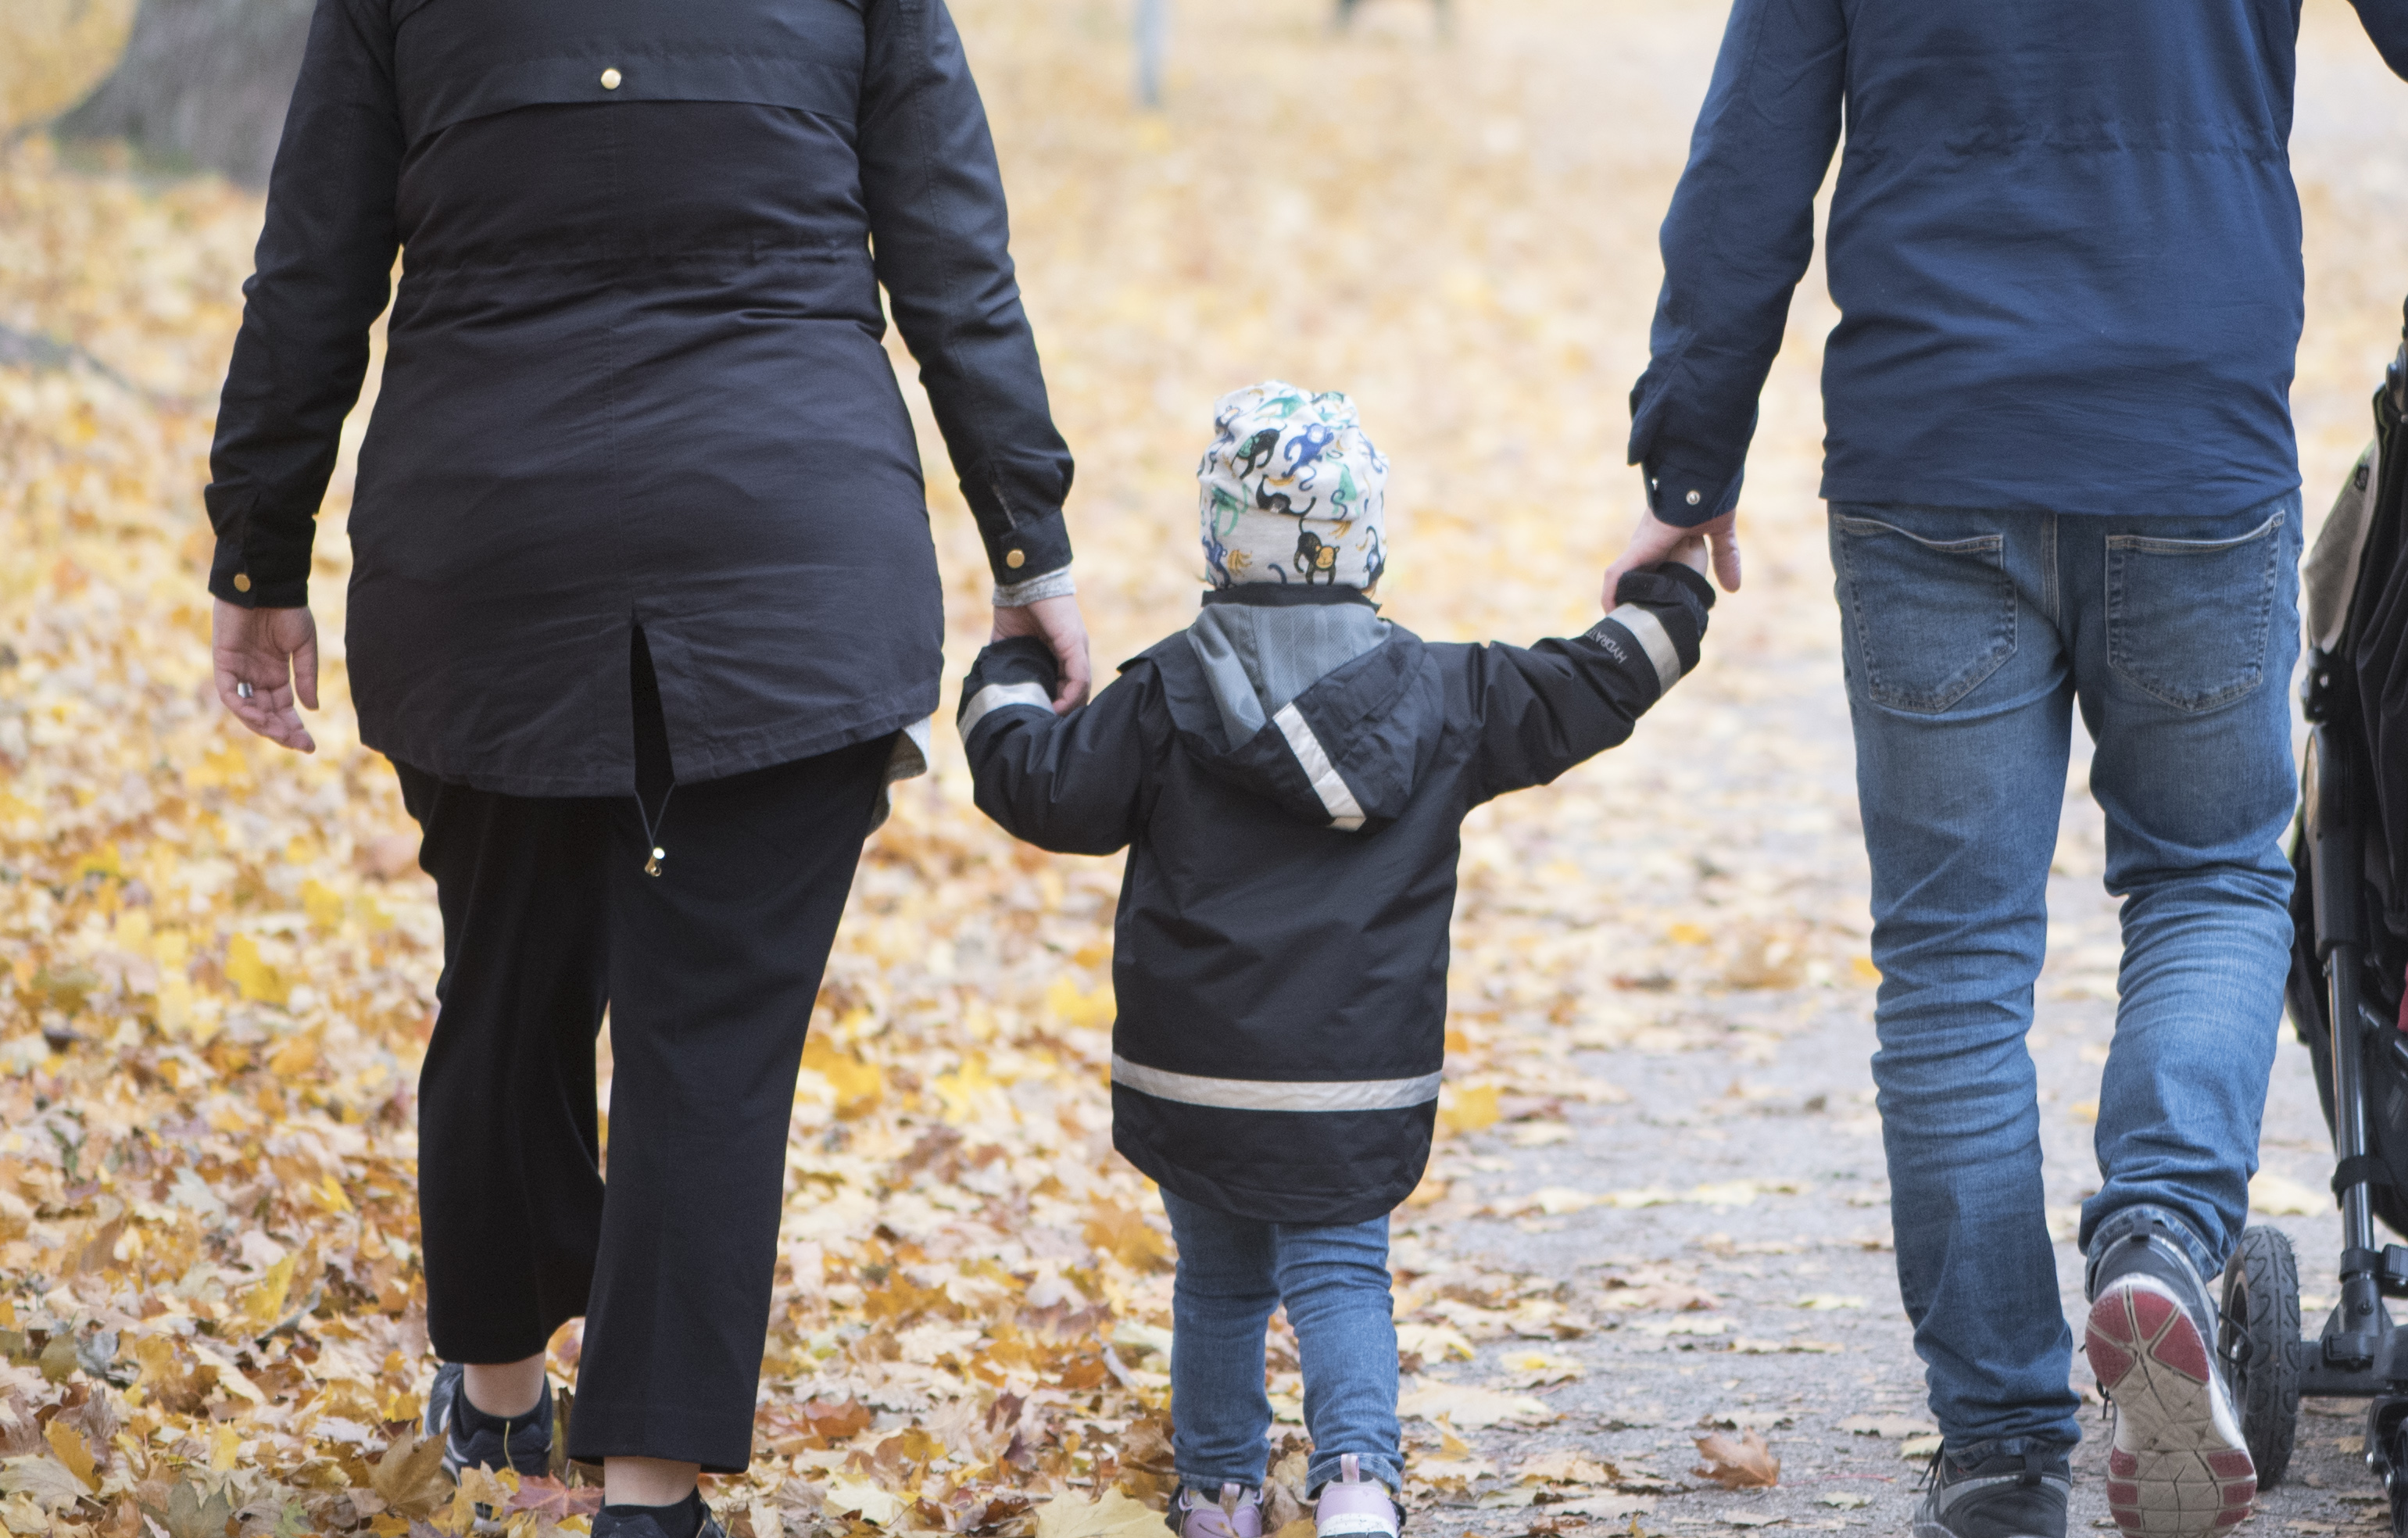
204,0,1072,795
1631,0,2408,529
957,570,1712,1225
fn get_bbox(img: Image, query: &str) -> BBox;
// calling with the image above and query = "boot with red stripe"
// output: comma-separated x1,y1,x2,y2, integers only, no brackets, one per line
2084,1221,2256,1538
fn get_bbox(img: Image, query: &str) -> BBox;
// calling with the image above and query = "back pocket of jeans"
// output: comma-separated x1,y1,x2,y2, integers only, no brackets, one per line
1832,515,2015,714
2106,513,2283,713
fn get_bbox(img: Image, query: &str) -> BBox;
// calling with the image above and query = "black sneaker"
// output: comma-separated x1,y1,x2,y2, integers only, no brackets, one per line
425,1361,556,1479
1912,1447,2070,1538
592,1494,727,1538
2084,1221,2256,1538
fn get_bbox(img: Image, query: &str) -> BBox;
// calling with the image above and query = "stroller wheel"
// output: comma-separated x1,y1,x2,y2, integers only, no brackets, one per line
2372,1400,2408,1536
2219,1225,2302,1488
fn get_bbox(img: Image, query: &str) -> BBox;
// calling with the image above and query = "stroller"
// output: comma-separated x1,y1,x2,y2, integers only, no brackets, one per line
2234,297,2408,1529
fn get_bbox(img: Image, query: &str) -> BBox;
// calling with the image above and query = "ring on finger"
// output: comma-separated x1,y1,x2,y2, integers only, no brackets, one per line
235,681,253,699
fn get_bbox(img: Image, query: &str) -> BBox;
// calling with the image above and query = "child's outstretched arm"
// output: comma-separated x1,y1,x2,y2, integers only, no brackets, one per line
957,635,1160,855
1466,561,1715,803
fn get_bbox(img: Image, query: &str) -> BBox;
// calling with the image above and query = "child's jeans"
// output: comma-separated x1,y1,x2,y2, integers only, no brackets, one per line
1162,1190,1403,1497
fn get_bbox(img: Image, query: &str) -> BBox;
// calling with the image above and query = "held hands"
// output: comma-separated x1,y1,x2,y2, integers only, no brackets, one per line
213,599,320,753
992,592,1093,712
1601,506,1740,610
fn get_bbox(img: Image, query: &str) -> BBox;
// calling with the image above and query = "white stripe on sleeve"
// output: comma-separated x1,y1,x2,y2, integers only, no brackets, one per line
1272,701,1367,832
957,681,1055,737
1602,604,1683,694
1112,1054,1443,1113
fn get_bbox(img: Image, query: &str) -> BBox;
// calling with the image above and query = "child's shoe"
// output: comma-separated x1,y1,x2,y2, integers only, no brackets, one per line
1172,1486,1262,1538
1315,1457,1399,1538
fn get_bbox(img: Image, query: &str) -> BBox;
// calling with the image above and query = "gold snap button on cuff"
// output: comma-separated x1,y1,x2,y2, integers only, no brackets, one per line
600,67,623,89
232,573,252,592
1004,549,1026,569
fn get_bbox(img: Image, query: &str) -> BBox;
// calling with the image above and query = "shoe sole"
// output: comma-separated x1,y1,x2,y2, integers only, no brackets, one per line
2087,1277,2256,1538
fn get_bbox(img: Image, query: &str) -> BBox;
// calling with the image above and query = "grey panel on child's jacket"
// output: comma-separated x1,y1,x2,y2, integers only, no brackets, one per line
1186,589,1391,749
957,572,1711,1225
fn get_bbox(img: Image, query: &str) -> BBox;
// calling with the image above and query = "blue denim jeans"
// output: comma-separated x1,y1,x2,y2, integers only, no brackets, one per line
1829,494,2302,1459
1161,1190,1402,1497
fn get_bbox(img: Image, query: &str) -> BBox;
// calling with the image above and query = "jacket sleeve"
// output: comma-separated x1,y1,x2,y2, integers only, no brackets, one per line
202,0,402,611
957,638,1157,855
2349,0,2408,77
859,0,1075,599
1469,563,1715,804
1626,0,1845,529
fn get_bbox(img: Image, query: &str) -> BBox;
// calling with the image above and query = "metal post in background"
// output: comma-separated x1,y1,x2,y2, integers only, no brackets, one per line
1135,0,1165,108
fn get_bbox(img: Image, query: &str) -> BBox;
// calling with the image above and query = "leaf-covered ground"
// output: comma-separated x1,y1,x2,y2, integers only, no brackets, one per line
5,3,2408,1538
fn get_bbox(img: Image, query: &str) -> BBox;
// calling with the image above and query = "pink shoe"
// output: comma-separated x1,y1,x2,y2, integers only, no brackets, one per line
1314,1456,1399,1538
1173,1485,1262,1538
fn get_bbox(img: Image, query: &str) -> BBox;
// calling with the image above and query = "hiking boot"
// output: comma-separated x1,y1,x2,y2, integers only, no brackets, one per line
1169,1485,1262,1538
1315,1456,1399,1538
424,1361,555,1480
2085,1222,2256,1538
1911,1446,2070,1538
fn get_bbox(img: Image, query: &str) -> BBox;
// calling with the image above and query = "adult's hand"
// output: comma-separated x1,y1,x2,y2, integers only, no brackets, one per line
1601,506,1742,609
213,599,320,753
993,592,1092,712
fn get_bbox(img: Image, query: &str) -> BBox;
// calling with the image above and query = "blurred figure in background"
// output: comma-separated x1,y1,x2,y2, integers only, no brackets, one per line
1333,0,1449,37
1603,5,2408,1538
202,1,1087,1534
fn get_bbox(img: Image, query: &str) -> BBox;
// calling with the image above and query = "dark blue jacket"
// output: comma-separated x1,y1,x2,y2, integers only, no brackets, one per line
956,569,1712,1225
205,0,1072,795
1630,0,2408,529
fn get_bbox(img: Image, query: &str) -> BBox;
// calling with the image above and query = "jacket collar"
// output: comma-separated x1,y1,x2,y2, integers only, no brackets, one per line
1199,585,1379,610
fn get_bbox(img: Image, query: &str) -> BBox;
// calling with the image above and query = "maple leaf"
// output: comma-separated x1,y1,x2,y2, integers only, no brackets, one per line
1397,1382,1558,1430
36,1335,77,1384
824,1476,904,1527
231,1254,298,1337
147,1477,235,1538
800,1395,874,1440
1082,1203,1171,1273
224,934,291,1006
1437,1085,1501,1135
0,1454,90,1512
369,1434,453,1520
1515,1452,1619,1486
506,1476,601,1522
1690,1430,1780,1490
1032,1490,1163,1538
43,1421,96,1493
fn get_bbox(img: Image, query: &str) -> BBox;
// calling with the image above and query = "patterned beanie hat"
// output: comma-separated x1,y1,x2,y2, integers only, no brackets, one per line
1197,381,1388,589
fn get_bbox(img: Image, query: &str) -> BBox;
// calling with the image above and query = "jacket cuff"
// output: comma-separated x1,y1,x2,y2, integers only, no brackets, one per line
994,567,1075,606
1641,460,1742,529
1587,561,1712,692
980,510,1072,588
203,486,314,608
207,546,310,609
957,636,1060,742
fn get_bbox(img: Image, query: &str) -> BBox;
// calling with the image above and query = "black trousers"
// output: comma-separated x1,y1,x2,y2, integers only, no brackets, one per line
396,724,888,1472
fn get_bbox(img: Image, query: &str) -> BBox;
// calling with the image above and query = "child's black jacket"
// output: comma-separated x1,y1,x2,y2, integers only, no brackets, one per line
958,567,1712,1225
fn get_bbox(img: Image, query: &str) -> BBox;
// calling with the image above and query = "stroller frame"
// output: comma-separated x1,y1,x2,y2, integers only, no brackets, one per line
2222,302,2408,1529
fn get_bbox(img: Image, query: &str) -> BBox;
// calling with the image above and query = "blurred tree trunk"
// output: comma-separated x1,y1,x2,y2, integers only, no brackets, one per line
54,0,312,186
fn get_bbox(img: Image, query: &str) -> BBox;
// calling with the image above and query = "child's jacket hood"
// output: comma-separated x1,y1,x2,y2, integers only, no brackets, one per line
1173,588,1441,832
